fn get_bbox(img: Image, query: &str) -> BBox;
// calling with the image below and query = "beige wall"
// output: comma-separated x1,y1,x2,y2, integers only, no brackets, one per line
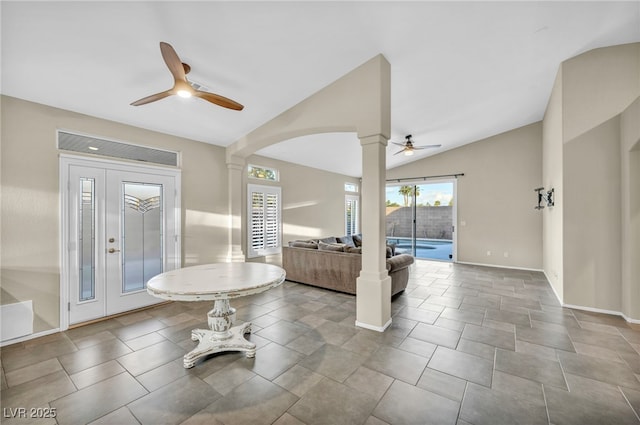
543,42,640,320
563,117,622,311
0,96,360,335
243,154,360,265
542,69,565,300
386,122,543,270
1,96,230,333
620,97,640,319
562,43,640,142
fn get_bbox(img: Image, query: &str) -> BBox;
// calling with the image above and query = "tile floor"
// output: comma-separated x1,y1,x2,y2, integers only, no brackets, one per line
2,260,640,425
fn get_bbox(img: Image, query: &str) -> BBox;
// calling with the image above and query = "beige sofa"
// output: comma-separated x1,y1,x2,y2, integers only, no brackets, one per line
282,236,414,295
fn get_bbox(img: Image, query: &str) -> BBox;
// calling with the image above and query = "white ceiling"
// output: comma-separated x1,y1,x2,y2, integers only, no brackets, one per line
2,2,639,177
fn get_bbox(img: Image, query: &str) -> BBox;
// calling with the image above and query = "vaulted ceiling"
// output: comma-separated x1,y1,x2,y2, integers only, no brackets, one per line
2,1,639,177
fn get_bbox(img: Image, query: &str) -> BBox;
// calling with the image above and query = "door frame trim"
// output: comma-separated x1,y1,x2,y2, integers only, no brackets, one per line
59,153,182,330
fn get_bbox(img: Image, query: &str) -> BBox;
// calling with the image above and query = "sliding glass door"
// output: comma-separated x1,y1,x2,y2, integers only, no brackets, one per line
385,180,456,261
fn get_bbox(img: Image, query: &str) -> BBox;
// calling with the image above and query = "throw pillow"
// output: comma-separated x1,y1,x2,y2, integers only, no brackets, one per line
337,235,356,247
318,241,346,252
319,236,338,244
352,234,362,247
289,241,318,249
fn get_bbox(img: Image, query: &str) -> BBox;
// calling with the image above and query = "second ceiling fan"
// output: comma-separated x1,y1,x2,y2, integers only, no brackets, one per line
131,42,244,111
393,135,441,156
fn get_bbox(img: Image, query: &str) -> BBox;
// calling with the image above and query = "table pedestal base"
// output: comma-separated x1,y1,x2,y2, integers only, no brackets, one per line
183,299,256,369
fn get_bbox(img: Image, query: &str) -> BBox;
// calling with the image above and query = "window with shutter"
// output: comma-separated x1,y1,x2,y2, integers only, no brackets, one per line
345,194,359,236
247,184,282,258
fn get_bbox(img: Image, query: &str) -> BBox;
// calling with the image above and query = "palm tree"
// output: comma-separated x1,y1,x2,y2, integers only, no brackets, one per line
398,185,420,206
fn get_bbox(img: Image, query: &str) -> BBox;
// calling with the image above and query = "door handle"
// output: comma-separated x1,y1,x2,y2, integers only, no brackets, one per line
108,248,121,253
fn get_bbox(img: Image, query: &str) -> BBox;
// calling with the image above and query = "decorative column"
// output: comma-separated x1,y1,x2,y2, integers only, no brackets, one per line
226,155,245,262
356,134,392,331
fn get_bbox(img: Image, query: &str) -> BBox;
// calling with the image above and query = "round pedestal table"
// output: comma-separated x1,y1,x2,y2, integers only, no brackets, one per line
147,263,285,368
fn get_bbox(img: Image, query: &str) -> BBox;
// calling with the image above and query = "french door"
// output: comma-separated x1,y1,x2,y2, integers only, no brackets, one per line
61,155,181,326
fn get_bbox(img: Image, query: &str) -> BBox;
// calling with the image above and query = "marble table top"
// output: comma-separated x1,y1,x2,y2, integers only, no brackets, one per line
147,262,286,302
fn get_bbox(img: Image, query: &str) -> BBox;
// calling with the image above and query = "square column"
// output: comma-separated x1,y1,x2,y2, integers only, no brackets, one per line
227,156,246,262
356,134,392,331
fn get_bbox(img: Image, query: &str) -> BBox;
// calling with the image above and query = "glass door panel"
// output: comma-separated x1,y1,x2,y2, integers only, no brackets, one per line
67,165,107,323
414,182,454,261
106,170,177,316
122,183,163,293
385,184,416,255
79,178,96,301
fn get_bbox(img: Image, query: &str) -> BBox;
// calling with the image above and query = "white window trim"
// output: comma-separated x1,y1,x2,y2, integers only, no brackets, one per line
247,184,282,258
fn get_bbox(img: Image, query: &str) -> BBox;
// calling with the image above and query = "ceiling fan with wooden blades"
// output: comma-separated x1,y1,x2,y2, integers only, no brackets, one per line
130,41,244,111
392,134,441,156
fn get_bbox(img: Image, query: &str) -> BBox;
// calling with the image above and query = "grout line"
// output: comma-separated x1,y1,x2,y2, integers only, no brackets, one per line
457,380,470,424
619,386,640,422
541,383,552,425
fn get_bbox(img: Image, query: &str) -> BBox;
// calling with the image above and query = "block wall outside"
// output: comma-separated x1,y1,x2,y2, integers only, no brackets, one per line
386,206,453,240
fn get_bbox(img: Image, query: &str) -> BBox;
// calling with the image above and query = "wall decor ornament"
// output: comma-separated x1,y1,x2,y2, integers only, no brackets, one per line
534,187,554,209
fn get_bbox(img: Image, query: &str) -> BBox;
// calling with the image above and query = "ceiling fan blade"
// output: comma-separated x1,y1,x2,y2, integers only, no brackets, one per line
159,42,186,81
130,90,173,106
394,149,406,155
413,144,442,150
193,90,244,111
391,142,407,147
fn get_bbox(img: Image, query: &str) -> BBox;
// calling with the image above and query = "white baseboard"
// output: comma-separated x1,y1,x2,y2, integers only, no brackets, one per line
543,270,564,304
562,303,640,325
355,318,392,332
0,327,61,347
456,261,543,273
542,271,640,324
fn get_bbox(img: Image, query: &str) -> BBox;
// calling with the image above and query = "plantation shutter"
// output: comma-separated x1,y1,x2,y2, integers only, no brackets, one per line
248,184,281,258
345,195,359,236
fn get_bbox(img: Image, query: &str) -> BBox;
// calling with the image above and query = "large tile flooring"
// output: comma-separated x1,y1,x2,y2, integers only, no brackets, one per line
2,260,640,424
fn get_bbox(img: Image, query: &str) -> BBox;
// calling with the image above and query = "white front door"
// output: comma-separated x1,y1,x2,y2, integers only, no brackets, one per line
62,156,181,325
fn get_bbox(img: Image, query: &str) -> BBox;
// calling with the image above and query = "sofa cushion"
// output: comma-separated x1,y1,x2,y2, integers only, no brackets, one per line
386,242,396,256
337,235,356,247
282,245,412,296
319,236,338,244
289,240,318,249
386,246,394,258
345,246,362,254
318,241,346,252
386,254,415,272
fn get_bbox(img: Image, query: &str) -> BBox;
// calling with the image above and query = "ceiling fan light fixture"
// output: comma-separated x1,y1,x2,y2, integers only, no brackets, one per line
404,149,414,156
130,42,244,110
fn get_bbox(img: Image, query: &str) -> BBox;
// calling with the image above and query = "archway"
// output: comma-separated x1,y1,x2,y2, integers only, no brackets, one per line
225,54,393,330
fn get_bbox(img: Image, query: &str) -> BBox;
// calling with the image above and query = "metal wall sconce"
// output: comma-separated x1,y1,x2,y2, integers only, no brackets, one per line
534,187,554,209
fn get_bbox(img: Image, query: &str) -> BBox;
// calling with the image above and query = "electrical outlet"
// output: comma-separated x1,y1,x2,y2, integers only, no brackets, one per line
486,250,491,256
504,252,509,258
